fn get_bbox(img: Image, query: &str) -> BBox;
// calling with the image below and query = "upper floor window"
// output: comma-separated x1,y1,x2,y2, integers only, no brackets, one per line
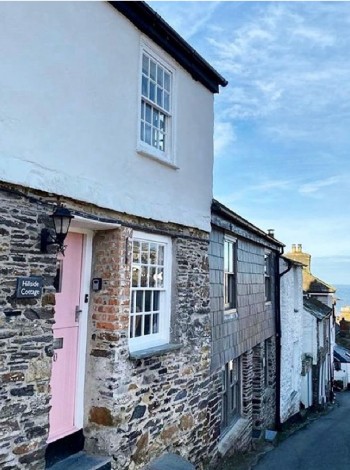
224,237,237,311
129,231,171,352
264,251,272,302
139,49,173,164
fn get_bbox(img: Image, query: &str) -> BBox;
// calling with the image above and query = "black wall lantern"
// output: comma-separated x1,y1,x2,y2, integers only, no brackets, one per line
41,206,74,255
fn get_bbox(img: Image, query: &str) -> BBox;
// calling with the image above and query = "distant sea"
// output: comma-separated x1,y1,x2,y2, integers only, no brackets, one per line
334,284,350,313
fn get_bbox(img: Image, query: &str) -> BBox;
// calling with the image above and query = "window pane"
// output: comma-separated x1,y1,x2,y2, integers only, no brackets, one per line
164,92,170,112
144,315,151,335
159,133,165,152
130,316,134,338
150,243,157,264
153,313,159,333
158,245,164,265
224,241,229,272
141,242,149,263
152,128,158,148
150,60,156,81
132,267,140,287
156,267,164,288
136,291,143,312
142,76,148,97
133,241,140,263
153,291,160,311
145,104,152,123
135,315,142,337
157,65,163,86
142,54,149,75
141,266,148,287
131,291,135,313
159,113,165,131
153,109,159,127
149,267,156,287
164,72,170,92
140,122,145,142
145,124,151,145
150,81,156,102
145,291,152,312
156,87,163,107
141,101,145,119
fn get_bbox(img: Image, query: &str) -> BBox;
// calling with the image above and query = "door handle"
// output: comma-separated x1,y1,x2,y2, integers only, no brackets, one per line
75,305,82,322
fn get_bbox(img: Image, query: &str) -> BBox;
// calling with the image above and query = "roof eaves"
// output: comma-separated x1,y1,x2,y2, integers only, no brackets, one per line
109,1,227,93
211,199,285,248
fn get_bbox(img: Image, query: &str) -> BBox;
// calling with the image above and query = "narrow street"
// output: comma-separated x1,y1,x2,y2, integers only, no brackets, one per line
253,391,350,470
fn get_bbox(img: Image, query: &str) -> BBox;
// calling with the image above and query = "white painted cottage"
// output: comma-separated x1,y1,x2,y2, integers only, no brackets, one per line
0,3,226,469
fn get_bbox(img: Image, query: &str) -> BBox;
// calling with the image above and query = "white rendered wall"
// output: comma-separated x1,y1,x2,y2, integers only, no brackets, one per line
302,309,318,365
279,259,303,423
0,2,214,232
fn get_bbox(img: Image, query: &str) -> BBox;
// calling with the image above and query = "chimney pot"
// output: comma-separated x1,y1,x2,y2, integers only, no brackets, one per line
292,244,296,253
297,244,302,252
267,229,275,237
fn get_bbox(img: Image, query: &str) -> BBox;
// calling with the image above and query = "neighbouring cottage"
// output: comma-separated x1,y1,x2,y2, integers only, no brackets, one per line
279,256,303,424
208,200,283,460
285,244,335,409
0,2,227,470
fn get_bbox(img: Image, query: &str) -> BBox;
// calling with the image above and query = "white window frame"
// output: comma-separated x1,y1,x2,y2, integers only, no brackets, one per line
221,357,241,431
129,231,172,352
264,250,272,303
137,41,176,167
224,236,237,313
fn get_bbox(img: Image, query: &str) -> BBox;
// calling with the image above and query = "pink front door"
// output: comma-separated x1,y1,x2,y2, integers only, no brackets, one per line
48,232,84,443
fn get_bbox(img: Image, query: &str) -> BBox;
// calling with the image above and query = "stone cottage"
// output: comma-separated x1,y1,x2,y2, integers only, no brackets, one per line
208,200,283,459
0,2,227,469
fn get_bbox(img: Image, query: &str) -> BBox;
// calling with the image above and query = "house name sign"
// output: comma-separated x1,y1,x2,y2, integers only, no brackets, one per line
16,276,43,299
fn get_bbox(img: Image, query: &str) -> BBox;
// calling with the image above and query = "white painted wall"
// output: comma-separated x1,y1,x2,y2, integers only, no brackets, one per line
0,2,215,232
279,259,303,423
302,309,318,365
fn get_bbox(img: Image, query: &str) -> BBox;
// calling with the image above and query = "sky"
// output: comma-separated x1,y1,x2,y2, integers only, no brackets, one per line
149,1,350,285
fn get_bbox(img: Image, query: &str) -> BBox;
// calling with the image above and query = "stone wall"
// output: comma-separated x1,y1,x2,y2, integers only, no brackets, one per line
0,182,213,470
84,225,212,469
0,186,56,470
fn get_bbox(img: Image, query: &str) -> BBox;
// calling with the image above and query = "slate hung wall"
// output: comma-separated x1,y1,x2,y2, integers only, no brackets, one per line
208,202,282,458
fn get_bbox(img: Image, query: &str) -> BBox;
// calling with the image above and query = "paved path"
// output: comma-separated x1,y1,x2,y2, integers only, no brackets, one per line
253,391,350,470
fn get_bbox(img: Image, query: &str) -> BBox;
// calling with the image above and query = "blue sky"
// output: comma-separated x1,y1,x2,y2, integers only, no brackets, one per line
149,1,350,285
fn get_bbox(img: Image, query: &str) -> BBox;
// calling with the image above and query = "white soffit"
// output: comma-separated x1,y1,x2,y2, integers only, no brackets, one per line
70,215,121,231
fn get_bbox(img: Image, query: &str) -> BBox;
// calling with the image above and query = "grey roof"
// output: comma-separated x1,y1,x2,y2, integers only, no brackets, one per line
211,199,285,248
303,296,332,320
109,2,227,93
334,344,350,363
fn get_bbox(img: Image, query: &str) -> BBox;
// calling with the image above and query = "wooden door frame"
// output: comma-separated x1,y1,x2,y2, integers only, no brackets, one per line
69,227,93,431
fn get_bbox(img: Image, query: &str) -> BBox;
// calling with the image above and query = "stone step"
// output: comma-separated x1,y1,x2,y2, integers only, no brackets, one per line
143,453,195,470
46,451,111,470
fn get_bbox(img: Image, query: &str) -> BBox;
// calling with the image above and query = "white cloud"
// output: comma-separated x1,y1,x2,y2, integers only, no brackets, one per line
299,176,342,195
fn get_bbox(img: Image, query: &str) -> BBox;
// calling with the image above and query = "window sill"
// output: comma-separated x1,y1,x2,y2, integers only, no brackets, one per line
218,417,250,457
129,343,182,360
137,148,179,170
224,309,238,321
265,300,272,306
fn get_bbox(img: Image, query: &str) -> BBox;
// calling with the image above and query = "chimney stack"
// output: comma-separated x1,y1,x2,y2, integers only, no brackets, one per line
267,229,275,238
286,244,311,271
